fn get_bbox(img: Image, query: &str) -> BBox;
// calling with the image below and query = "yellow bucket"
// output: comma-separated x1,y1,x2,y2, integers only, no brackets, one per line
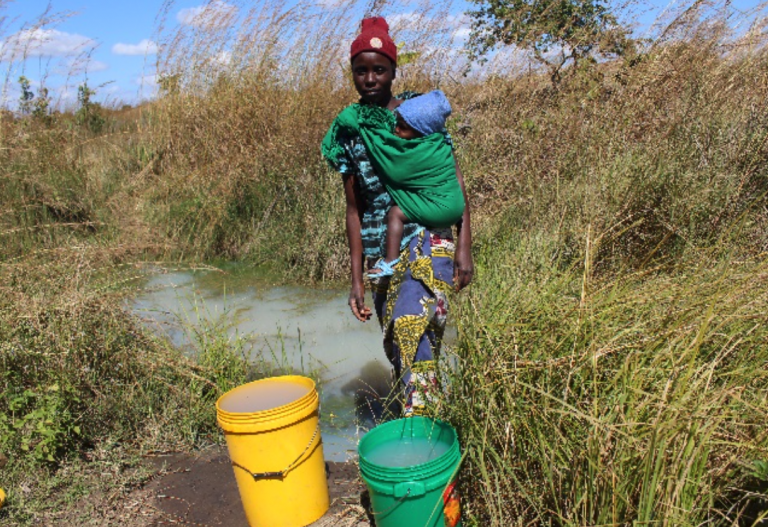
216,375,330,527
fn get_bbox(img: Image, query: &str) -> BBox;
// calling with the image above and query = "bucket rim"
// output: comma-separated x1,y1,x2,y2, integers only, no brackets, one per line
216,375,317,422
358,416,460,481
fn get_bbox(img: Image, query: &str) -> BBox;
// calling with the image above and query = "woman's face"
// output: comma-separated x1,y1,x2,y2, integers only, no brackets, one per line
351,51,395,106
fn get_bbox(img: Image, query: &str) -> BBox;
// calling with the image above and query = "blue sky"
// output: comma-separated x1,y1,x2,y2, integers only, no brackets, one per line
0,0,762,109
0,0,233,108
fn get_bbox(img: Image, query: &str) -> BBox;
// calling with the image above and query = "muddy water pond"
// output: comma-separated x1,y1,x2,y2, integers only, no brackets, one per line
132,264,399,462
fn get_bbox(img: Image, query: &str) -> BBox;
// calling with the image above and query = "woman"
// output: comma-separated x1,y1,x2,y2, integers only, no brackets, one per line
322,17,473,417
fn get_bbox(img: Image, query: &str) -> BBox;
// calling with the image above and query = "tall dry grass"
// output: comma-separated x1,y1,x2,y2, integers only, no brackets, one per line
442,9,768,526
448,245,768,525
0,8,249,524
143,0,458,278
142,4,768,522
2,0,768,524
454,28,768,268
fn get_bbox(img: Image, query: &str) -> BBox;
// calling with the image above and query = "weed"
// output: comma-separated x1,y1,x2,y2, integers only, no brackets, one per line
2,0,768,525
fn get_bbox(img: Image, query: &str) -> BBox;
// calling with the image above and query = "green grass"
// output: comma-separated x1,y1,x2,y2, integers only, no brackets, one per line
0,241,254,523
2,1,768,525
438,30,768,524
447,226,768,525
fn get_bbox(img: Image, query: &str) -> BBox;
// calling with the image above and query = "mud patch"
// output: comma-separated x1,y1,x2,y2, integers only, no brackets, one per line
145,447,369,526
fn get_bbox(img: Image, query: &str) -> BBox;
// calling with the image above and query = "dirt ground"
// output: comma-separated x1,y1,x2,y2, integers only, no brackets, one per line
145,447,370,527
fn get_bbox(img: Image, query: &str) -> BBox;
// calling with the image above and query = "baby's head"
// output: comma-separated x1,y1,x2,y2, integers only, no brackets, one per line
394,90,451,140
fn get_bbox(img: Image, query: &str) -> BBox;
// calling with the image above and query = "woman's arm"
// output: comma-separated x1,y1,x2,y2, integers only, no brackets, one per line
343,172,372,321
453,157,474,290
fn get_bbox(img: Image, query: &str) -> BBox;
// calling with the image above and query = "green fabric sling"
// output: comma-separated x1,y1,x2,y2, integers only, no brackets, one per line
322,103,465,228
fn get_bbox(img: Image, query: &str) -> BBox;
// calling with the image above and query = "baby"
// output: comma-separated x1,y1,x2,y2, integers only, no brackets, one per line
368,90,465,277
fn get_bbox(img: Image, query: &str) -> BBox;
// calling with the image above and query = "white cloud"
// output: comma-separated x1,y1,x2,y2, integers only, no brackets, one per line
386,12,419,32
454,27,471,39
215,50,232,65
135,73,158,88
55,86,79,109
177,1,237,28
112,39,158,56
0,28,96,61
135,73,159,100
68,57,109,73
446,14,472,42
315,0,342,8
89,60,109,72
59,90,76,100
384,12,472,48
136,73,162,95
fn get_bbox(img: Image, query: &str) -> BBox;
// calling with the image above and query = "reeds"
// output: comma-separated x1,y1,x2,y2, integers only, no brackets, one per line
448,244,768,525
442,7,768,524
2,0,768,524
143,0,460,277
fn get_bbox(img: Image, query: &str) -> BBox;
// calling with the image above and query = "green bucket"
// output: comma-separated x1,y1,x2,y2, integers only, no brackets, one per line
358,417,462,527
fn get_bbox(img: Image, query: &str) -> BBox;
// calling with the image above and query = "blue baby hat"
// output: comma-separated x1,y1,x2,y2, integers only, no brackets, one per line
397,90,452,136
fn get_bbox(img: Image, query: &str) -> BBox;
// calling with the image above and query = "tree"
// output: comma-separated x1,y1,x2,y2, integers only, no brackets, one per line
18,76,34,115
466,0,631,84
18,77,52,124
32,87,51,122
75,82,105,134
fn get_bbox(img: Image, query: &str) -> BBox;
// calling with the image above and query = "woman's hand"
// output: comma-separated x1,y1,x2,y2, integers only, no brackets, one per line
349,280,372,322
343,173,371,321
453,156,473,291
454,239,474,291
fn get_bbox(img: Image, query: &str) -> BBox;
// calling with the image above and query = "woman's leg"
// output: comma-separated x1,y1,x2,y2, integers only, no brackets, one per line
385,205,407,263
374,228,456,417
369,206,408,276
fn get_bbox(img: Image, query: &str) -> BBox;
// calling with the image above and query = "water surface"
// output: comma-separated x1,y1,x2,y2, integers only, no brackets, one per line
365,437,451,468
132,265,396,461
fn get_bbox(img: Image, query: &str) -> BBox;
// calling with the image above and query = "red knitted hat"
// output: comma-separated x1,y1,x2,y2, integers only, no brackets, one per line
350,17,397,65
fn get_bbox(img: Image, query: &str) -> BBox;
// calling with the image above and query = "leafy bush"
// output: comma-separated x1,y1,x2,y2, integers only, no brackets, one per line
0,385,81,464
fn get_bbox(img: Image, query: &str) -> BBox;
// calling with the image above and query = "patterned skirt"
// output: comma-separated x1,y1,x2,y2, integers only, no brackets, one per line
370,228,455,417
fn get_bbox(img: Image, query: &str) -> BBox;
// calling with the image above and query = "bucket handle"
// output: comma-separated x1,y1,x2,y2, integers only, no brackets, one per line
394,481,425,498
232,421,321,481
369,482,425,518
